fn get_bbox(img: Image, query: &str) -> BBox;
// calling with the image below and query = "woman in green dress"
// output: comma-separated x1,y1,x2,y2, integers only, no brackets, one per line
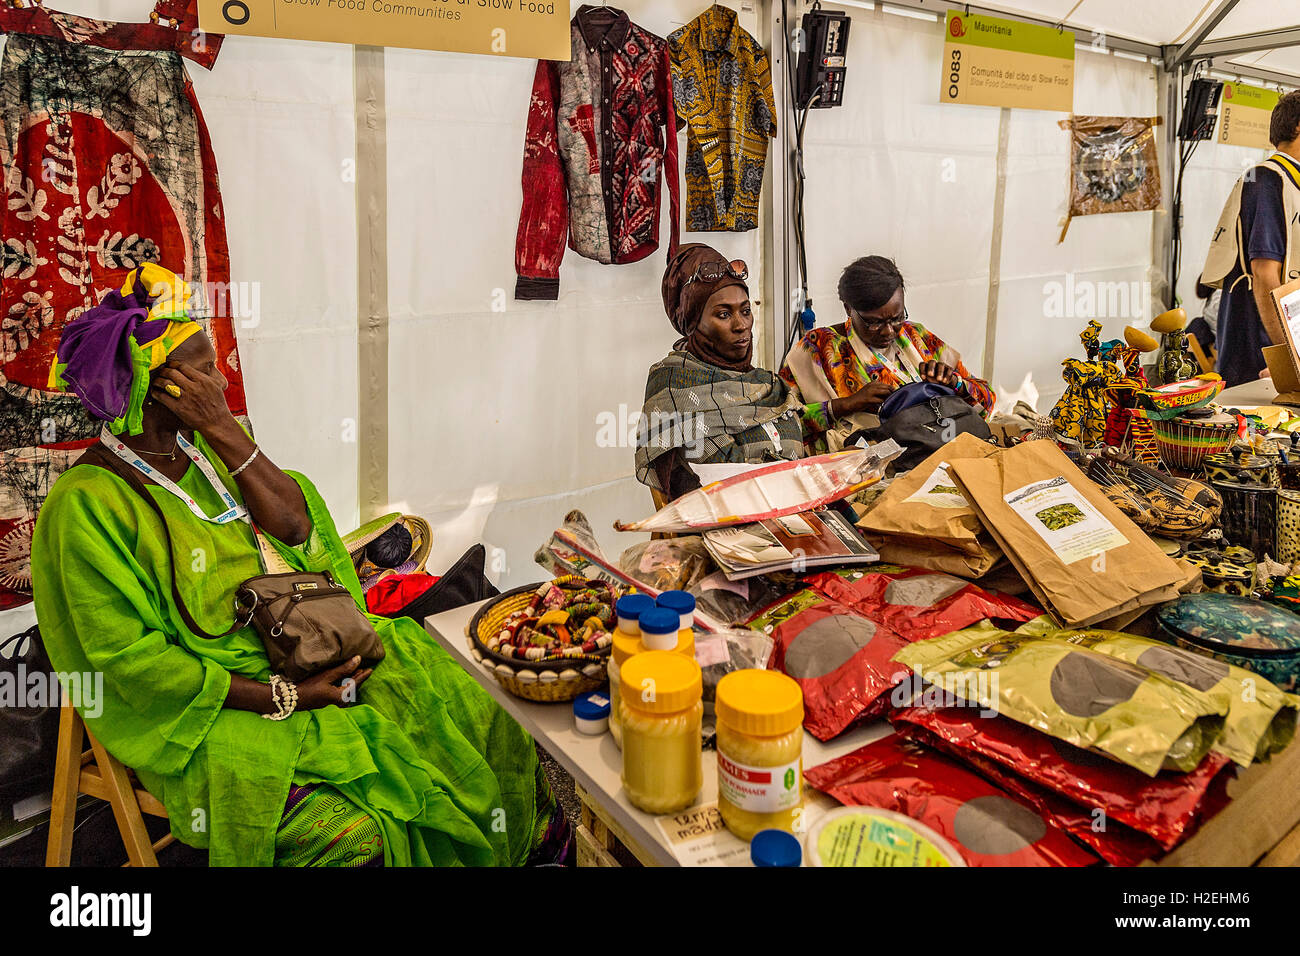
33,265,569,866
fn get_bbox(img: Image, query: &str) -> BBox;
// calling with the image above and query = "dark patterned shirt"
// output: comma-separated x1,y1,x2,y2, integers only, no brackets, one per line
514,6,680,300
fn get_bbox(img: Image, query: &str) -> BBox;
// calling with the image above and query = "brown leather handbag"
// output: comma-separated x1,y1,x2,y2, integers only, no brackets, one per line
78,443,384,681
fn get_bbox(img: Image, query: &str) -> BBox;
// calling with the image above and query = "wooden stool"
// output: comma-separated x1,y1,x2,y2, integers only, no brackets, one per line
45,701,174,867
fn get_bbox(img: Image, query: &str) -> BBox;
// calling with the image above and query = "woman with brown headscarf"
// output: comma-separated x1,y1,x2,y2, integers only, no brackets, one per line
635,243,804,500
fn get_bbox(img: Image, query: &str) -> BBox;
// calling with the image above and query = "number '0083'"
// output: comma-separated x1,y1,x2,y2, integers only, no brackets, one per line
948,49,961,98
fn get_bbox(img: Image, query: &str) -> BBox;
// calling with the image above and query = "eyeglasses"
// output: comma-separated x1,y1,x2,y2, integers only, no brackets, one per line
685,258,748,285
853,306,908,330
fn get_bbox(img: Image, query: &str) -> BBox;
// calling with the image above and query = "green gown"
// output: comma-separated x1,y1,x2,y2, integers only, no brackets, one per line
31,433,541,866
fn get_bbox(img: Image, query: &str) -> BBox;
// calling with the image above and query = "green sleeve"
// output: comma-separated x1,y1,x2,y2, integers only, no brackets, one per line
31,474,232,778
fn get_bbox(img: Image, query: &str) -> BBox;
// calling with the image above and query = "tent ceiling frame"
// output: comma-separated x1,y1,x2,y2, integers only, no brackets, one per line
1168,0,1240,67
1186,26,1300,62
1201,55,1300,90
867,0,1161,58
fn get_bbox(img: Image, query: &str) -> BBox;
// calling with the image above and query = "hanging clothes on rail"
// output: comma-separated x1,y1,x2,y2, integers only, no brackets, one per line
514,4,681,300
0,0,245,610
669,3,777,233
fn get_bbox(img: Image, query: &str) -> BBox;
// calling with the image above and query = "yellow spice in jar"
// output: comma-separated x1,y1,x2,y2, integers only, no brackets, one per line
607,630,643,751
714,669,804,842
620,651,703,814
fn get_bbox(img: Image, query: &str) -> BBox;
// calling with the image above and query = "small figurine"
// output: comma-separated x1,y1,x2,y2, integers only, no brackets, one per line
1151,307,1197,385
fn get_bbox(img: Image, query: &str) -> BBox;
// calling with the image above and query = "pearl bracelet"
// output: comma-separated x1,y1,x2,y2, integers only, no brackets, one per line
262,674,299,721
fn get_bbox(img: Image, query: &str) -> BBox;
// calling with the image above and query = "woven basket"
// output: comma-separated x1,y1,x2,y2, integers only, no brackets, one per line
1151,414,1236,470
465,582,611,703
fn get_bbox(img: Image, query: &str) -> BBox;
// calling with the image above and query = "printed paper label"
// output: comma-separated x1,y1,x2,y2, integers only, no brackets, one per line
904,462,969,509
717,752,801,814
1005,476,1127,564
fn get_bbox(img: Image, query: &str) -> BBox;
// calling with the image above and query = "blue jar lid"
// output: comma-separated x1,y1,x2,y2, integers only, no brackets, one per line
615,594,655,620
750,829,802,867
573,691,611,721
656,590,696,615
638,607,680,636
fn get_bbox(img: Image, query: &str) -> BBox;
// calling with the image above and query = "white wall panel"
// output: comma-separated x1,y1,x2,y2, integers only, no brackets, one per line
383,1,766,586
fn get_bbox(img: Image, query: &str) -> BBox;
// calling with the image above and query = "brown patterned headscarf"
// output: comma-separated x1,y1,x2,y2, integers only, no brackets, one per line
661,242,751,371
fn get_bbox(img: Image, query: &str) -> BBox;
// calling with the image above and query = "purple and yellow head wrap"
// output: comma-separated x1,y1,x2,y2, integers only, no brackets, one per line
48,264,202,436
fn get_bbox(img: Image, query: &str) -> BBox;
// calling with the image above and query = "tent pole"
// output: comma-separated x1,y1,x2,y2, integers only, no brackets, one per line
355,43,390,524
982,106,1010,389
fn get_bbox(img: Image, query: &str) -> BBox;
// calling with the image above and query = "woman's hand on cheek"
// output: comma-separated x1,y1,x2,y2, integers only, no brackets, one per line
150,364,237,432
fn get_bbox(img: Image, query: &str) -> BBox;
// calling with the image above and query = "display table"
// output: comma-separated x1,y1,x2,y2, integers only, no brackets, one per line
424,600,1300,867
1218,378,1284,408
423,599,884,866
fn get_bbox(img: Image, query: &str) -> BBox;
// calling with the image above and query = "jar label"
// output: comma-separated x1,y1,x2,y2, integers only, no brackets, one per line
717,751,800,813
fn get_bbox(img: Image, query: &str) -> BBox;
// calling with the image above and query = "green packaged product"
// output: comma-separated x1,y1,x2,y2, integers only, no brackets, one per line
1021,619,1298,767
892,623,1228,776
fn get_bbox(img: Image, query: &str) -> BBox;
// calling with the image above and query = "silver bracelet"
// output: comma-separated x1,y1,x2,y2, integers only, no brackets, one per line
230,445,260,477
262,674,298,721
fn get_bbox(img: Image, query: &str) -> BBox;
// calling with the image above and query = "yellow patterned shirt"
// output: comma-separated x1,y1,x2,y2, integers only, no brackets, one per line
669,5,777,232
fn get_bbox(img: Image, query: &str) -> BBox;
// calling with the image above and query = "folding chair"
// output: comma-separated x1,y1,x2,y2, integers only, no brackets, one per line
45,700,174,867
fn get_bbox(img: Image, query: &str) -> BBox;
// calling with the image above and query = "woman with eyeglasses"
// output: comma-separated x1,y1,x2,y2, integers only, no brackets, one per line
635,243,805,500
780,256,996,454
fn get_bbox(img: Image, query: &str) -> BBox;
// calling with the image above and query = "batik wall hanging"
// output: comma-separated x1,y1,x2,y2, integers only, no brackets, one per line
0,2,243,609
1058,115,1162,242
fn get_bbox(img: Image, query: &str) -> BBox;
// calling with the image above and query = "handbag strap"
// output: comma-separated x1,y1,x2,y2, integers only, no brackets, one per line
76,443,256,641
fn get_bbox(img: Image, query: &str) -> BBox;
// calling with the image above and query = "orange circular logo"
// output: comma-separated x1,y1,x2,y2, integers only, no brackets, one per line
950,16,966,38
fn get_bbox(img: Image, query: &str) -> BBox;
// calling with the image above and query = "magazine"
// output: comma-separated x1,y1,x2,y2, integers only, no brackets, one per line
701,508,879,580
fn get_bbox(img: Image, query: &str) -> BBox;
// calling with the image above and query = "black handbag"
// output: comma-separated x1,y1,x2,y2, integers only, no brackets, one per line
386,544,499,624
856,383,993,472
0,625,60,800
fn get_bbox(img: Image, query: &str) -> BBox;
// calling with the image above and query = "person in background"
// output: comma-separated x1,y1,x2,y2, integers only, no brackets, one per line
1201,90,1300,386
636,243,804,501
1187,276,1221,357
780,256,996,454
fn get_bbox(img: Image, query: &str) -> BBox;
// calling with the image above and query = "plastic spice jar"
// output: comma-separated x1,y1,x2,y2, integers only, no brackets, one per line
573,691,611,736
634,628,695,661
619,650,703,814
714,669,804,842
656,590,696,642
615,593,655,636
606,629,643,750
638,607,681,651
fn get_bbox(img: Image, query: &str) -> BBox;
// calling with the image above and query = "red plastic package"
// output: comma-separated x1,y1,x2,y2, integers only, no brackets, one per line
804,735,1099,867
890,705,1234,850
806,566,1042,642
746,589,911,741
896,723,1164,866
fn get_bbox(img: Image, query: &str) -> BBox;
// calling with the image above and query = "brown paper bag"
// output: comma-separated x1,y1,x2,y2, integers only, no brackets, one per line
948,440,1184,627
859,433,1002,557
868,535,1004,579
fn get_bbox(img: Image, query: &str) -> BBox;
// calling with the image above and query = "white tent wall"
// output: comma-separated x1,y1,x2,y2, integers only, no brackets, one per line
797,11,1000,395
993,47,1159,412
798,8,1159,414
3,0,363,529
382,1,768,588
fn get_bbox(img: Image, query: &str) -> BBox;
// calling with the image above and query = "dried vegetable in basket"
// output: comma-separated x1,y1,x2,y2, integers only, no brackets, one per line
487,576,622,661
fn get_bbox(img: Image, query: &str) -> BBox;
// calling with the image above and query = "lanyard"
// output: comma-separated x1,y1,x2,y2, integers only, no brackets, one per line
100,426,248,525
